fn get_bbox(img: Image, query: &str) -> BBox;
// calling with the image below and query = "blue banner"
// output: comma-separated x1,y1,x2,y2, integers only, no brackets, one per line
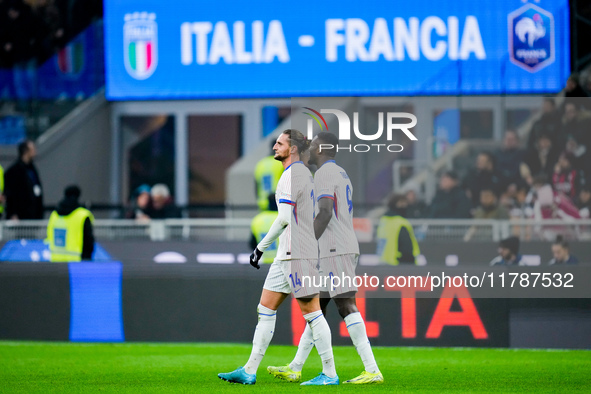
104,0,569,100
433,109,460,159
0,239,112,262
69,262,124,342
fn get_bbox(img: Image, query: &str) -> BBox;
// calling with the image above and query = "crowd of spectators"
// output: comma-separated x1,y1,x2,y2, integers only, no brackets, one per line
0,0,102,68
408,80,591,226
125,183,181,220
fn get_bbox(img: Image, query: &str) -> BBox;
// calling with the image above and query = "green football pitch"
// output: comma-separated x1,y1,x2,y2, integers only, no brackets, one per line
0,342,589,393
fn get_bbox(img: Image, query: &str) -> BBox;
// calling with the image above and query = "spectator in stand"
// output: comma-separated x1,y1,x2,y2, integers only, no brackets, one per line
548,236,578,265
125,184,151,220
464,187,509,241
529,174,580,221
521,132,560,185
427,171,472,219
552,151,581,200
496,130,525,187
473,187,509,220
507,181,532,219
145,183,181,219
490,236,523,266
561,100,591,150
564,73,589,99
583,73,591,100
4,139,43,219
463,151,503,208
527,98,561,149
404,187,427,219
565,134,590,180
576,185,591,219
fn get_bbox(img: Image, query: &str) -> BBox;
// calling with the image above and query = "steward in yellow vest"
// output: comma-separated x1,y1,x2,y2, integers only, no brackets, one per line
250,194,278,264
254,141,284,211
376,194,420,265
46,185,94,262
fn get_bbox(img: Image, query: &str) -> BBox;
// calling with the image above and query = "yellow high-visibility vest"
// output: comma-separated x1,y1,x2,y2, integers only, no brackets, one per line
254,156,283,211
46,207,94,262
376,215,420,265
251,210,279,264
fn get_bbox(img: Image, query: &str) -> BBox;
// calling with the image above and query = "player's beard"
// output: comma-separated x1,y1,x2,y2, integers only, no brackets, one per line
274,150,288,162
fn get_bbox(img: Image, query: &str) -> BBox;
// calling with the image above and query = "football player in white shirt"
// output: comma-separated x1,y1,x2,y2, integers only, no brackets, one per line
218,129,339,386
268,132,383,385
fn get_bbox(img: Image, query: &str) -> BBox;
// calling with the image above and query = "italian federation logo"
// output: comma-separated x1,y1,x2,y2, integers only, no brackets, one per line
56,35,84,78
124,12,158,80
508,3,555,72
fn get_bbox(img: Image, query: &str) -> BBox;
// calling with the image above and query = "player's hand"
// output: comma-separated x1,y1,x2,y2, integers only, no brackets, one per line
250,248,263,269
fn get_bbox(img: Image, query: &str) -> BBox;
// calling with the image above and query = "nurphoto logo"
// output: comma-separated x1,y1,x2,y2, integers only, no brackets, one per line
303,107,418,153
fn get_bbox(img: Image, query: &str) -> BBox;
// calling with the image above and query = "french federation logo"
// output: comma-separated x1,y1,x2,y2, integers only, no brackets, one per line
124,12,158,80
508,4,554,72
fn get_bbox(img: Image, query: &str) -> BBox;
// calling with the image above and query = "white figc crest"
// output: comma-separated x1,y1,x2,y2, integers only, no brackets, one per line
124,12,158,80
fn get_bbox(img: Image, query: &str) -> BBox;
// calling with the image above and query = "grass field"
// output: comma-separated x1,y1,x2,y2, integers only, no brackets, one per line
0,341,590,393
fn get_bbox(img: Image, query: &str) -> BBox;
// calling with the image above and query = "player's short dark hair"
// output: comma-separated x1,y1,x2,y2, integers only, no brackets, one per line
315,132,338,158
282,129,310,154
18,140,32,158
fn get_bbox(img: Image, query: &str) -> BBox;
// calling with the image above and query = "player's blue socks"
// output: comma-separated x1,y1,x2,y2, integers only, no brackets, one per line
344,312,379,374
244,304,276,375
304,310,337,378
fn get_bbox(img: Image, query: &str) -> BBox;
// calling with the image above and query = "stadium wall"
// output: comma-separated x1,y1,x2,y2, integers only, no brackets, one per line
1,262,589,349
35,92,112,206
0,93,112,208
96,240,591,267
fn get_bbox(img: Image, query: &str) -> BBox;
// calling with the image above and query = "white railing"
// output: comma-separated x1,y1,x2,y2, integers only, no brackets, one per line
2,218,591,243
0,218,253,242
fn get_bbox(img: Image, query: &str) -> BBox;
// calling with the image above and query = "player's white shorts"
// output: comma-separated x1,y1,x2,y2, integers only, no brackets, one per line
263,259,320,298
318,254,359,297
